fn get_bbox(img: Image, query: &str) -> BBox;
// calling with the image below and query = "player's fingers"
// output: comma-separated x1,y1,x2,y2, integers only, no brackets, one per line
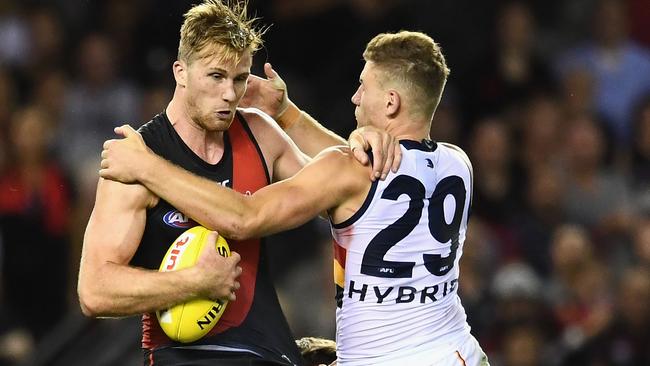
392,140,402,173
115,124,143,144
264,62,278,80
229,251,241,265
349,134,366,157
371,147,383,181
351,146,369,166
114,125,128,137
368,134,387,179
122,124,137,135
103,139,113,149
233,281,240,290
123,125,143,142
100,157,109,169
265,63,286,90
205,231,219,245
380,138,394,180
362,131,386,180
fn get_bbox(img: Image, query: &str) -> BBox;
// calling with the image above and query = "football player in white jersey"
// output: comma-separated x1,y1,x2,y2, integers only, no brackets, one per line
100,30,489,366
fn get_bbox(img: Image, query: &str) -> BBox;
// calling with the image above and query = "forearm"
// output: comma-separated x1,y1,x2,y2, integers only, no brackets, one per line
137,150,329,240
80,262,198,317
279,102,346,158
137,153,253,238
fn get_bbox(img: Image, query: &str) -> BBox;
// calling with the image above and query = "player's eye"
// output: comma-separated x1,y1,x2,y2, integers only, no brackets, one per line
209,73,224,80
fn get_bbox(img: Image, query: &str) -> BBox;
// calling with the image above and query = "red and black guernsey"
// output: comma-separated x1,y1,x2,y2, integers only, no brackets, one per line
132,112,302,365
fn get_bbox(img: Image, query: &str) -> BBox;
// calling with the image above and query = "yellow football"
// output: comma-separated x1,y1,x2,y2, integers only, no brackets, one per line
156,226,230,343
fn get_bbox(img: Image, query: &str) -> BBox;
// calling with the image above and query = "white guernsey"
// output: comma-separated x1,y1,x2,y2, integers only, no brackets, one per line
332,142,484,366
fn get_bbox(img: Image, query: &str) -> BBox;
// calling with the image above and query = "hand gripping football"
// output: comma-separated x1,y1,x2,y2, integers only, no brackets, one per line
156,226,230,343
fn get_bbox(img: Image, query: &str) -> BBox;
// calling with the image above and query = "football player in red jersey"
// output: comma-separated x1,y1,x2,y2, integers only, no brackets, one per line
78,1,400,365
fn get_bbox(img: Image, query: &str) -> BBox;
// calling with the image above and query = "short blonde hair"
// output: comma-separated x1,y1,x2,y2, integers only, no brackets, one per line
363,31,450,120
179,0,264,65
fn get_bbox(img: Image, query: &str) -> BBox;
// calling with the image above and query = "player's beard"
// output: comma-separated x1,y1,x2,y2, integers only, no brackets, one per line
194,111,233,132
187,99,234,132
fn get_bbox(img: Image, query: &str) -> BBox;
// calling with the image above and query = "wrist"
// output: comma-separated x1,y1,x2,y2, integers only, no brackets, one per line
276,101,301,130
178,267,202,300
138,151,159,184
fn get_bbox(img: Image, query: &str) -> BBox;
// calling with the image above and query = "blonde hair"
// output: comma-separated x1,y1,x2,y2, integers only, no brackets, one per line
178,0,264,65
363,31,450,120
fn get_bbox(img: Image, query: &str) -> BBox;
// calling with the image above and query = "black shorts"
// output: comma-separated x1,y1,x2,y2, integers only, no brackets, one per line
144,348,292,366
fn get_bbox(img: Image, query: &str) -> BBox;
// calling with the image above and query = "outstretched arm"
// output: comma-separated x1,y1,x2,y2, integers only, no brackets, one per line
241,63,401,180
100,127,367,239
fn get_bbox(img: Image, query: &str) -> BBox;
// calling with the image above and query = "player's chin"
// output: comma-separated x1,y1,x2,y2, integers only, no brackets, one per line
204,117,234,132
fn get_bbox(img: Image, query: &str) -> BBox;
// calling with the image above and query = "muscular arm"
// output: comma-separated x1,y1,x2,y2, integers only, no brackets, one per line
113,146,366,240
78,179,239,317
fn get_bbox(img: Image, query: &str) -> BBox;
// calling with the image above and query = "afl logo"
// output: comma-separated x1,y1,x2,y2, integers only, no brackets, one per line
163,210,196,228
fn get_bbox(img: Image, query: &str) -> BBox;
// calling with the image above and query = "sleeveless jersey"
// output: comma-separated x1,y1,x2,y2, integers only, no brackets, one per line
331,140,474,366
133,112,302,365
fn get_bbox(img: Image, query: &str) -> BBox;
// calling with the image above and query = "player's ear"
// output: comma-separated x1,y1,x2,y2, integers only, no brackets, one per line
173,60,187,87
386,90,400,117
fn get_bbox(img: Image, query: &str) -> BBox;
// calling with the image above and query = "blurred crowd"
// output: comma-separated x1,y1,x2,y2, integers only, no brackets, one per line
0,0,649,365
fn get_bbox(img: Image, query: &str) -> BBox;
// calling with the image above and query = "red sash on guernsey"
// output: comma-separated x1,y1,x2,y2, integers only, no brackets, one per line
142,114,269,350
209,114,268,334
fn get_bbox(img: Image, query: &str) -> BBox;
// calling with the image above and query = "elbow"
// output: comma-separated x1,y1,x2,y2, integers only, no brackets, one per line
77,282,108,318
203,200,265,241
78,291,99,317
219,213,259,241
79,299,97,318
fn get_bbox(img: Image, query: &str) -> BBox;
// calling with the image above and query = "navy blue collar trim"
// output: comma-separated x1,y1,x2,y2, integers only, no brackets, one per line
400,139,438,152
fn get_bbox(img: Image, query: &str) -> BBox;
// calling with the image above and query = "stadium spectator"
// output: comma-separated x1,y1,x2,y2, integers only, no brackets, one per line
556,0,650,145
0,106,72,341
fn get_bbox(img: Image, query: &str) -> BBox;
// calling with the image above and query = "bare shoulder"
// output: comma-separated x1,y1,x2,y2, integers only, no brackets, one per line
312,145,352,163
310,146,370,188
95,177,157,210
